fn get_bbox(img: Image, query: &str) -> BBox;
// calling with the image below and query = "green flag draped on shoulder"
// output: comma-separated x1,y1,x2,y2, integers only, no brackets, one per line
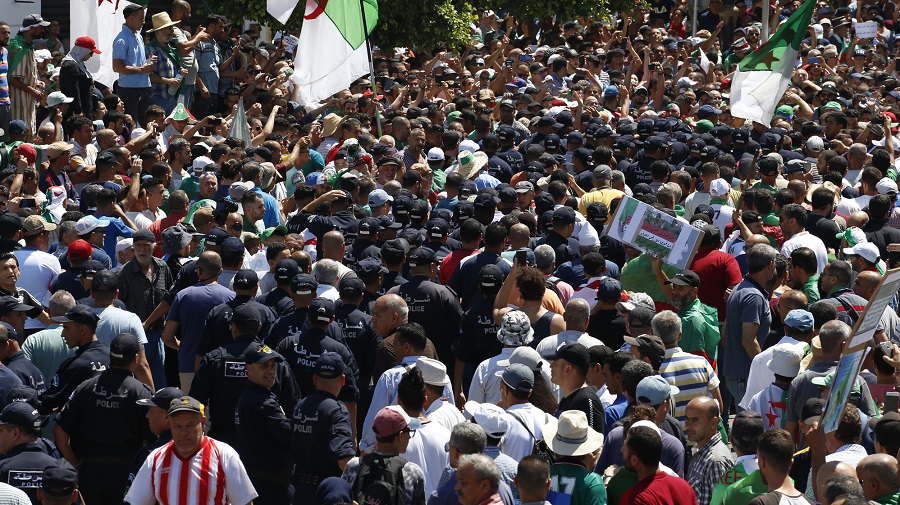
730,0,815,125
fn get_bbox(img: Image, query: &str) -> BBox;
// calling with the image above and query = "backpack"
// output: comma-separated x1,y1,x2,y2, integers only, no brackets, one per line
545,276,563,300
352,453,408,505
509,412,556,465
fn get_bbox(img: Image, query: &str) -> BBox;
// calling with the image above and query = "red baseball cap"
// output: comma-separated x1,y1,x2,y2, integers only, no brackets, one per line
74,37,101,54
372,405,420,437
14,144,36,165
67,239,93,261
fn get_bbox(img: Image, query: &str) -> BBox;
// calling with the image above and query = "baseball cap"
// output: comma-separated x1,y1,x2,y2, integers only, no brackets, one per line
877,178,899,196
74,216,109,235
664,270,700,288
843,242,880,264
372,405,421,437
636,375,679,406
463,401,508,437
875,412,900,447
802,398,824,424
732,410,765,447
368,189,393,207
338,276,365,298
407,247,436,267
552,206,577,225
588,344,614,365
0,402,42,431
22,215,56,237
66,239,93,262
783,309,814,332
80,260,103,278
627,306,656,331
357,256,390,279
47,141,74,160
274,259,300,282
74,36,102,54
427,147,445,162
543,343,590,371
168,396,204,416
110,333,141,360
233,270,259,291
617,292,655,313
315,351,346,379
136,387,186,409
478,264,505,290
308,298,334,323
291,273,318,295
91,270,118,292
709,179,731,198
41,460,78,497
515,181,535,193
596,277,622,301
245,344,284,365
501,363,535,393
232,304,261,327
51,304,99,326
624,334,666,362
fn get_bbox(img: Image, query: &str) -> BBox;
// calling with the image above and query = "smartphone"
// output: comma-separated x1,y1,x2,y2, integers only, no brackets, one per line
19,198,36,209
808,57,822,64
519,54,533,62
515,249,528,265
886,392,900,413
803,161,812,173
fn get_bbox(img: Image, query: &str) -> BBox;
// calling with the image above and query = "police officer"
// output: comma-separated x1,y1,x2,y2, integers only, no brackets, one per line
291,352,355,502
0,322,45,394
387,247,463,375
287,189,359,259
234,344,293,505
356,257,389,312
200,269,277,356
422,219,456,264
38,459,79,505
38,305,109,415
333,276,379,430
264,274,343,348
257,259,301,318
54,333,152,505
275,298,359,412
346,218,381,268
0,402,57,504
128,386,184,485
377,240,409,297
190,304,298,446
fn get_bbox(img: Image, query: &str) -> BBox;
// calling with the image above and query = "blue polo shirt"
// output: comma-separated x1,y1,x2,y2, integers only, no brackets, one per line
251,187,282,227
112,25,150,88
92,214,134,267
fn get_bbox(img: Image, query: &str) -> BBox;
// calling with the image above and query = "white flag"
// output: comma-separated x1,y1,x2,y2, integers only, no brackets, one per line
70,0,134,88
229,99,253,146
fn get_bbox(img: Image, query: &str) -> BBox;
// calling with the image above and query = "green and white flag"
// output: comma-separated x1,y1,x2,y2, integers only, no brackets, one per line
287,0,378,104
730,0,815,125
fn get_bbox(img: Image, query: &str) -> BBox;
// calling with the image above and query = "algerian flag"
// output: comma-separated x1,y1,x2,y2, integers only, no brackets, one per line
289,0,378,104
167,103,196,122
730,0,815,125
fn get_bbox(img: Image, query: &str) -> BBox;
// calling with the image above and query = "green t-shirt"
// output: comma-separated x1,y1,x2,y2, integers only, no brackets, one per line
803,274,821,303
752,182,777,196
549,463,607,505
621,255,679,304
679,298,722,360
604,469,637,505
875,492,900,505
717,470,769,505
243,216,260,235
179,176,200,202
711,459,757,505
431,168,447,193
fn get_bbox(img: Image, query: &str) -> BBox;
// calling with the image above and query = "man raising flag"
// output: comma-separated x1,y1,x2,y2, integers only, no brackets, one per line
730,0,815,125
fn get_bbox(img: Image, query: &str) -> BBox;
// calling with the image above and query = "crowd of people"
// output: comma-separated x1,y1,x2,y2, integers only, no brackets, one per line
1,0,900,504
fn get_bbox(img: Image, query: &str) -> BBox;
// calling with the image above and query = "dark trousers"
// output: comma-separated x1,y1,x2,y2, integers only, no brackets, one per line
118,87,152,128
79,463,129,505
193,91,214,118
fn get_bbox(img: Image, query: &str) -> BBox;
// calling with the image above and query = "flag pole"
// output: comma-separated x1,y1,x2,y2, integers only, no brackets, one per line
359,0,383,137
761,0,770,42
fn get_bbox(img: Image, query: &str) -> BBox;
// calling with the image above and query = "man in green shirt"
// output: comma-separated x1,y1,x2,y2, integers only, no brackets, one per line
788,248,820,303
662,270,721,361
857,454,900,505
240,190,265,235
546,410,607,505
751,157,780,196
712,411,766,505
621,252,678,307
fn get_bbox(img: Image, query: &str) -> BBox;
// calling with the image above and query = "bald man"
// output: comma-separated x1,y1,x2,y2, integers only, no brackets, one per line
535,298,602,356
847,211,869,229
853,270,898,343
816,461,863,505
746,234,773,249
96,129,119,151
686,396,735,505
856,454,900,503
370,294,439,382
312,231,353,280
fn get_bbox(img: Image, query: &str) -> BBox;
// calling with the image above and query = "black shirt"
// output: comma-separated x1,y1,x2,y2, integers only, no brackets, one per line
388,276,464,369
4,351,45,395
190,336,299,445
333,302,380,389
39,340,109,415
807,214,842,251
556,386,605,435
587,309,628,352
234,382,292,473
199,296,278,357
275,326,359,402
0,442,59,503
256,287,295,318
291,389,355,482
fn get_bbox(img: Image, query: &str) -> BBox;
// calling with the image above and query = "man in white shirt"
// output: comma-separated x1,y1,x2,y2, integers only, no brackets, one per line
419,357,464,432
780,204,828,273
500,364,554,461
14,216,61,333
535,299,602,356
396,366,451,497
740,307,813,410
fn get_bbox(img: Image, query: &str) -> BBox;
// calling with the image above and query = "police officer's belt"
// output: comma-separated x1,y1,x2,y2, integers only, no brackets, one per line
293,473,323,486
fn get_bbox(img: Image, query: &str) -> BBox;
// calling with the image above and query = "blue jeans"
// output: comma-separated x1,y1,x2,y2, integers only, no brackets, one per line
151,95,177,116
145,330,166,389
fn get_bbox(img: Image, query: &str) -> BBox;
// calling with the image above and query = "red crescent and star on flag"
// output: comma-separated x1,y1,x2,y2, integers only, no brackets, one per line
305,0,329,19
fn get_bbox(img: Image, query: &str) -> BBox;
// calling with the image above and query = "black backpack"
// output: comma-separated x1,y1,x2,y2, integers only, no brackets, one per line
509,412,556,465
353,453,408,505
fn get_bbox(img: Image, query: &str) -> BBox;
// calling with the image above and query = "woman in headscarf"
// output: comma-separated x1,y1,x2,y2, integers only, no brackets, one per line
59,37,101,117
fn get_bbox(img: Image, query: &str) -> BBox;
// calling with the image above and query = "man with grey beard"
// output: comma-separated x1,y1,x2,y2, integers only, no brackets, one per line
145,11,188,114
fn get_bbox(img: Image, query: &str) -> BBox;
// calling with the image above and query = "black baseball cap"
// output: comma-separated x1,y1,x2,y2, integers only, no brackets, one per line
479,264,505,290
110,333,141,360
408,247,436,267
543,343,590,371
308,297,334,323
245,344,285,365
232,304,261,327
92,270,118,292
357,256,390,278
51,304,100,327
291,273,318,295
137,387,186,409
588,345,614,365
665,270,700,288
315,351,346,379
205,227,229,246
339,276,365,298
0,402,42,431
233,269,259,290
275,259,300,282
41,460,78,497
0,296,33,316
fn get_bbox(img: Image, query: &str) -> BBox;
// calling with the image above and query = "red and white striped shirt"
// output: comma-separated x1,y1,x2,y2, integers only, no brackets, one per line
125,437,257,505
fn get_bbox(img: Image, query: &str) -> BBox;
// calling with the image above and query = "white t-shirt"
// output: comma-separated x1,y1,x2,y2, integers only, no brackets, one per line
501,403,554,462
13,248,61,330
401,419,451,497
780,231,828,273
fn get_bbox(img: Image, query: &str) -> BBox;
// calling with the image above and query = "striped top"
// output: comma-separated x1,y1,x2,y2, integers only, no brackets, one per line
0,48,8,105
125,437,257,505
659,347,720,422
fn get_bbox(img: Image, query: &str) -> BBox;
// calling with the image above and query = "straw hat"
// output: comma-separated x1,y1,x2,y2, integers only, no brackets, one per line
321,113,343,138
454,150,489,180
147,12,179,32
544,410,604,457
